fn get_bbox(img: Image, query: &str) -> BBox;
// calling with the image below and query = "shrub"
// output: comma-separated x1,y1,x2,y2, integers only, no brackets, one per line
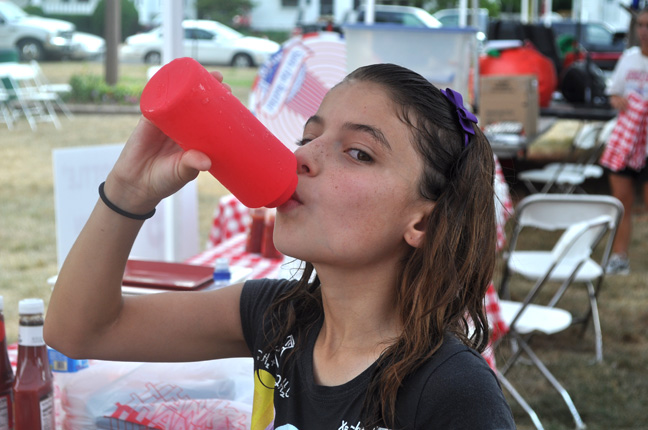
91,0,140,41
22,6,45,16
67,74,143,105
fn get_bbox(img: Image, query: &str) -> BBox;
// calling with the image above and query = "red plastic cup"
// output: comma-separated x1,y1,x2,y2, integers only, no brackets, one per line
140,57,298,208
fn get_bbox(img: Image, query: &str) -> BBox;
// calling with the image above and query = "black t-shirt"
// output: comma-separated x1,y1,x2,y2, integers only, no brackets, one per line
240,278,516,430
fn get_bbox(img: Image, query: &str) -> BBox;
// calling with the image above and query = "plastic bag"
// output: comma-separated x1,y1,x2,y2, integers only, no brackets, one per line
60,358,254,430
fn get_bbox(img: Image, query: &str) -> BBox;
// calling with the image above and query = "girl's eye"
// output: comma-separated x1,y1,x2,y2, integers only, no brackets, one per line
296,138,312,146
347,149,373,163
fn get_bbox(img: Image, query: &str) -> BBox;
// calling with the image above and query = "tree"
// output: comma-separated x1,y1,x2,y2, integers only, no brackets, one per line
196,0,254,26
91,0,139,41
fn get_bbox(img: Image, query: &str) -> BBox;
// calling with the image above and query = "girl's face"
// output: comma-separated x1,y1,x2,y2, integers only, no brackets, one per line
638,11,648,48
274,80,433,271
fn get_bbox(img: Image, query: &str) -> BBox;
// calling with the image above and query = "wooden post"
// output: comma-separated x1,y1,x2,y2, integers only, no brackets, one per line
104,0,121,86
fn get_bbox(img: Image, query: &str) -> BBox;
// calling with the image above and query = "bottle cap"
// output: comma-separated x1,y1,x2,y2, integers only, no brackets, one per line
213,258,231,282
19,298,44,315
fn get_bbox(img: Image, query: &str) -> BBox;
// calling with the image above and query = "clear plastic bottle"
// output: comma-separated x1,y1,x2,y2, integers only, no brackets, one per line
0,296,14,430
12,298,55,430
211,258,232,290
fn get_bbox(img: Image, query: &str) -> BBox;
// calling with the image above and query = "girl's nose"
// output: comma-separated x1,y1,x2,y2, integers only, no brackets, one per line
295,140,322,176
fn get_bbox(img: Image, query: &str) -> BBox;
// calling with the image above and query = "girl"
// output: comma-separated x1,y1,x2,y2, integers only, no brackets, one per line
45,63,515,429
600,7,648,275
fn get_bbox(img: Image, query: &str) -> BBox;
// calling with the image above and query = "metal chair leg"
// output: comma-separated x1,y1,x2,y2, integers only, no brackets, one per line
497,370,545,430
517,338,586,429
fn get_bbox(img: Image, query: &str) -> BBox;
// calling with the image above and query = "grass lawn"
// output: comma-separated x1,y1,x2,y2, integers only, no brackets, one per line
1,61,647,430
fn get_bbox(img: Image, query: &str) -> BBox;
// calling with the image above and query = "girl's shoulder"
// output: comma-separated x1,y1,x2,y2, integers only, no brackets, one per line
395,335,515,429
242,278,298,302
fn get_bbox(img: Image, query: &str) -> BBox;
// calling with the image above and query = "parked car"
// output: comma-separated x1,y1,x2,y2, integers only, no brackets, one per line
343,4,441,28
549,20,626,70
68,31,105,61
433,7,489,42
433,8,489,34
488,18,626,71
120,19,280,67
0,0,75,61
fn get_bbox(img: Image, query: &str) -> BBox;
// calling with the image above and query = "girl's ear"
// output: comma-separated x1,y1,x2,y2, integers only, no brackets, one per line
404,203,434,248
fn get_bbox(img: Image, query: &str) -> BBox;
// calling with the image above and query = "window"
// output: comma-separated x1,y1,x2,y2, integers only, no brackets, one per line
185,28,215,41
586,24,613,45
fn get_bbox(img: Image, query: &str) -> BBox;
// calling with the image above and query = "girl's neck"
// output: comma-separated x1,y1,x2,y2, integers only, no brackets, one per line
312,277,401,386
315,268,402,349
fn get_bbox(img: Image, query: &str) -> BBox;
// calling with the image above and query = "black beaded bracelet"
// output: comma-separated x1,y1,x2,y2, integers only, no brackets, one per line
98,182,156,220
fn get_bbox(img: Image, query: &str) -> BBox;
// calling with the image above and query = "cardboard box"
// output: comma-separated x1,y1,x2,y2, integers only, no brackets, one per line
479,75,539,136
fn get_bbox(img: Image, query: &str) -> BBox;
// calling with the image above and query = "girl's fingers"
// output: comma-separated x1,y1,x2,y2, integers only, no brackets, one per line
178,150,212,182
209,70,232,93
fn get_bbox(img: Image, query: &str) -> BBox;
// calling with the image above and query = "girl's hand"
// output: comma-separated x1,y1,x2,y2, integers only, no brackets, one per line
609,95,628,112
103,70,230,215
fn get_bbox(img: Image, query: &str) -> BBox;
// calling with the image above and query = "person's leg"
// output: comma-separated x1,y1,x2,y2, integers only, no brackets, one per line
608,172,635,256
641,179,648,218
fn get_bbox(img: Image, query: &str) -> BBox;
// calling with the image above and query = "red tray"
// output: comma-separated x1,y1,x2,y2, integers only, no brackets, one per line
122,260,214,290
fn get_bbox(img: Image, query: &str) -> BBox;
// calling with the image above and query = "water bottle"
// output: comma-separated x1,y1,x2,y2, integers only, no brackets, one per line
211,258,232,290
140,57,298,209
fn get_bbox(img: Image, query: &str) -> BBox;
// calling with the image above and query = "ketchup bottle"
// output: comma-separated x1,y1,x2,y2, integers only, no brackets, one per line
12,298,55,430
140,57,298,209
245,208,266,254
0,296,14,430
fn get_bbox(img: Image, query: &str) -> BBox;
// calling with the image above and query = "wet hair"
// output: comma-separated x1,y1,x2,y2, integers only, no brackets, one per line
260,63,497,428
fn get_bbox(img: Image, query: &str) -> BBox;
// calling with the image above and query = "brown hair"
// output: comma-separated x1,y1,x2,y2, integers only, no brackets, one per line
261,63,496,428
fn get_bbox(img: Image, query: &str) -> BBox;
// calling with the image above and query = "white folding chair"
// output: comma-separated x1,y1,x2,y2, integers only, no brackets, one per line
499,194,623,363
0,66,61,130
518,120,613,194
497,214,616,430
29,60,73,119
0,87,15,130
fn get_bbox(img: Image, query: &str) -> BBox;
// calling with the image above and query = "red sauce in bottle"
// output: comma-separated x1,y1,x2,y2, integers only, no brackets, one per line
0,296,14,430
12,299,54,430
246,208,267,254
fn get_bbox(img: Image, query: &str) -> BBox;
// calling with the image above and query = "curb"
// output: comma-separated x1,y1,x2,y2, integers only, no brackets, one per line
65,104,141,115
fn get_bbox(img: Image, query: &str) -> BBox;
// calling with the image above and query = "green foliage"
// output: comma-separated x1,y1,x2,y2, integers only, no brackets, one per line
427,0,500,18
91,0,140,41
48,14,96,35
196,0,254,26
68,74,143,105
22,6,45,16
239,29,290,44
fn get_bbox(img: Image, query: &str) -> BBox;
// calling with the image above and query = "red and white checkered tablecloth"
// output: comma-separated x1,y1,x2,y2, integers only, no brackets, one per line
207,194,251,248
482,283,508,370
187,233,284,280
600,91,648,172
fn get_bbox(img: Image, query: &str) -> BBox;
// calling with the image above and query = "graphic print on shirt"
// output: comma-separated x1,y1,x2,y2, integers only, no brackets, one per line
251,335,295,430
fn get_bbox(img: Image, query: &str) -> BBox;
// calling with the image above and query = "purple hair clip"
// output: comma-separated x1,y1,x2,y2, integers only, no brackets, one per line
441,88,478,147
